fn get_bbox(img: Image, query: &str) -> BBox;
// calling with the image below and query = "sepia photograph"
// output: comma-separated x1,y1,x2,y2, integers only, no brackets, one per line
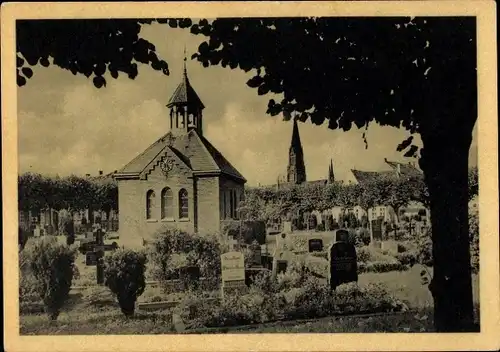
2,2,499,351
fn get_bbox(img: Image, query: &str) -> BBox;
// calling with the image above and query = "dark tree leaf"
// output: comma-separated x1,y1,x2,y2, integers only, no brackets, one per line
17,55,25,67
247,75,263,88
40,57,50,67
404,145,419,157
397,136,414,152
21,67,33,79
17,73,27,87
93,75,106,88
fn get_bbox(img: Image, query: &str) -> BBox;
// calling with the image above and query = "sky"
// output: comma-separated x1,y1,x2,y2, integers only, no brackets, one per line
17,22,478,186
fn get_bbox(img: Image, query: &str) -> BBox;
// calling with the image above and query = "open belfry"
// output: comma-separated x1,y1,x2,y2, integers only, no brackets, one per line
113,55,246,247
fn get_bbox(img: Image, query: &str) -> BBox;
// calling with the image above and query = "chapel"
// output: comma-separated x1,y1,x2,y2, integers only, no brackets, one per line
113,59,247,247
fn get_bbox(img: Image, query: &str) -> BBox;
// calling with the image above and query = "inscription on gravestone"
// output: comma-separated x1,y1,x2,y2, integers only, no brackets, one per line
328,241,358,290
220,251,246,297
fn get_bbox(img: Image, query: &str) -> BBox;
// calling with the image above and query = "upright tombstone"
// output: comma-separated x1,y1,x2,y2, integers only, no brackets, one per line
308,238,324,252
282,221,292,234
220,251,246,298
334,229,350,243
33,225,41,238
328,241,358,291
371,218,383,242
250,243,262,267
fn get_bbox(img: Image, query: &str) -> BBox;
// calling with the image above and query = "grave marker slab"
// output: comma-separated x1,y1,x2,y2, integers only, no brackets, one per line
276,260,288,274
308,238,324,252
334,229,350,243
221,251,246,297
283,221,292,233
328,241,358,290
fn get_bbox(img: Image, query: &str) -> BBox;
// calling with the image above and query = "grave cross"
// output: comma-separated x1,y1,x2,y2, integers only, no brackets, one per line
408,220,416,237
228,236,238,251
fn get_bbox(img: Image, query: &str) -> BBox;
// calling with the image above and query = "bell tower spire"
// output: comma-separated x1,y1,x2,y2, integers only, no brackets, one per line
166,48,205,136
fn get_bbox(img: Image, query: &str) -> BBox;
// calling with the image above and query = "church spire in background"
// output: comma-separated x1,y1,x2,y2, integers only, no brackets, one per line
328,158,335,184
286,116,306,184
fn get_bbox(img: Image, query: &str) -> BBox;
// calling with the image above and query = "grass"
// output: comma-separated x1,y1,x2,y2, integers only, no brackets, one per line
21,310,175,335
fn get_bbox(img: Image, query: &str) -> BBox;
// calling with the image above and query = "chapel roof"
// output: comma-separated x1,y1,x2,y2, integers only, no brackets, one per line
166,64,205,109
114,130,246,183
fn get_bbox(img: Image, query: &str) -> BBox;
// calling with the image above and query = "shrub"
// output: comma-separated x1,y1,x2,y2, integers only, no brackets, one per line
22,237,77,320
221,220,266,245
395,251,418,266
316,222,325,232
332,282,406,314
149,227,222,291
281,277,332,320
359,261,408,273
397,243,408,253
104,249,147,316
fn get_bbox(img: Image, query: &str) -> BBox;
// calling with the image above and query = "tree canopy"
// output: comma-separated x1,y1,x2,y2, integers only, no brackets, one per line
189,17,476,157
16,19,191,88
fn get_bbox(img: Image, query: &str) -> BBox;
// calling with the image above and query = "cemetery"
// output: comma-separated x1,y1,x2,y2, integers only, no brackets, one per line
17,169,481,333
18,207,480,333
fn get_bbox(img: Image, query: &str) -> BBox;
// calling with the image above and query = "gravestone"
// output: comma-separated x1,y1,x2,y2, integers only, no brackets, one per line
328,241,358,290
276,260,288,274
220,251,246,297
250,243,262,267
261,255,273,271
371,218,383,242
33,226,41,238
85,251,98,266
335,229,350,243
308,238,324,252
283,221,292,233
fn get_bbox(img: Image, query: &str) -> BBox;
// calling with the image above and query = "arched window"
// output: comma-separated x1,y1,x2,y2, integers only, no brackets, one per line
161,187,174,219
146,190,156,219
179,189,189,219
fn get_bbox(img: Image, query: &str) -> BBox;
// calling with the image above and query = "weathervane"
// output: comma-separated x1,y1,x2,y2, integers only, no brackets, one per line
160,156,174,178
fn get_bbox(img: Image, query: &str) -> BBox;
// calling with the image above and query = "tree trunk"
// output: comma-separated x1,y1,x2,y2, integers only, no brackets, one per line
419,134,475,332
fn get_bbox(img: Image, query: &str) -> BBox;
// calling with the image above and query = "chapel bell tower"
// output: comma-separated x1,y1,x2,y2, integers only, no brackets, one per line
166,52,205,136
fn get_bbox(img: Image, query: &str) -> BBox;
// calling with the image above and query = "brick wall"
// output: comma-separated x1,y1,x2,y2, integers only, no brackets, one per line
196,176,220,235
118,153,195,248
219,177,245,220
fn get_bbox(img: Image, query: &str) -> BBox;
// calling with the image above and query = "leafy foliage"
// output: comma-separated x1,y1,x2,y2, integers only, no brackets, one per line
104,249,148,316
148,227,222,290
22,237,77,320
18,172,118,213
221,220,266,245
16,19,192,87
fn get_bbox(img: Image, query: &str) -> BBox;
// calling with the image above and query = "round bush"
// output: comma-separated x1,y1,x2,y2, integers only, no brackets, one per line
22,237,77,320
149,227,222,291
104,249,147,316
